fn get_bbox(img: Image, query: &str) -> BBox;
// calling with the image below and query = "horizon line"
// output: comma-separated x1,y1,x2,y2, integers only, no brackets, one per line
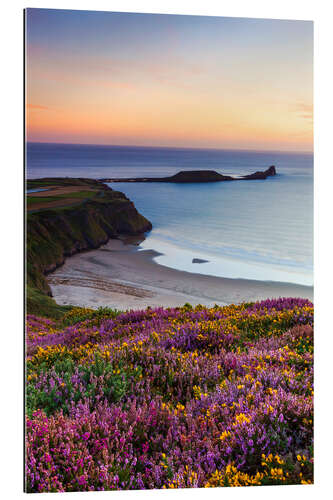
26,140,314,155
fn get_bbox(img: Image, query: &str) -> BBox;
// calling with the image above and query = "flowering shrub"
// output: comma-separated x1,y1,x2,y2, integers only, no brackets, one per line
61,306,121,326
25,298,313,492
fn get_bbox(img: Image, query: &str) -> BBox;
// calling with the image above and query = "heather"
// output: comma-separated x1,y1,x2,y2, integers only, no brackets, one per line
25,298,313,492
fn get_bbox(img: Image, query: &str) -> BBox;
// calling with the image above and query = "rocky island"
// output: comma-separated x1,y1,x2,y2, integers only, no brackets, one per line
100,166,276,183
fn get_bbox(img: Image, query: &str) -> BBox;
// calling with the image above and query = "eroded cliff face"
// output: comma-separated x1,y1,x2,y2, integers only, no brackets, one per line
27,185,152,297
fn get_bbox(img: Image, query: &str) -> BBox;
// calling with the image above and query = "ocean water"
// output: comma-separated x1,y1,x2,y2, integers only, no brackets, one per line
26,142,313,286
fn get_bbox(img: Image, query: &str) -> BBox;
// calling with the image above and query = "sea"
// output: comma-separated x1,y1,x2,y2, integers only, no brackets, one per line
26,142,313,287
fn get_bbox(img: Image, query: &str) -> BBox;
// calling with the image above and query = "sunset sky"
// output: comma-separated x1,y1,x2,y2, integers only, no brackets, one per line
25,9,313,152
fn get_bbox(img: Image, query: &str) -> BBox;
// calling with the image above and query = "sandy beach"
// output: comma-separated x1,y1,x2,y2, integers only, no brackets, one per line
47,238,313,310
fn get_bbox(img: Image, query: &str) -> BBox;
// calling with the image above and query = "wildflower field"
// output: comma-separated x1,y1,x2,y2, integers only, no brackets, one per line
25,298,313,492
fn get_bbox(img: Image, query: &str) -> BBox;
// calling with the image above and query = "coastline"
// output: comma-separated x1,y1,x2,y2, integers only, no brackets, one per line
26,177,152,314
47,238,313,310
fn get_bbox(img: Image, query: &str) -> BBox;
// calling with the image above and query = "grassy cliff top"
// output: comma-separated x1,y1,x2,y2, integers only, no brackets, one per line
27,177,105,189
26,178,110,212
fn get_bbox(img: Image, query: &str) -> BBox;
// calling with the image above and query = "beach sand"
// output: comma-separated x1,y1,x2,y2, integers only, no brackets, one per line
47,238,313,310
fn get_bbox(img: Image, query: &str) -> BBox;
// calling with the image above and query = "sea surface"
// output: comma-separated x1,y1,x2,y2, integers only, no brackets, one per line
26,142,313,286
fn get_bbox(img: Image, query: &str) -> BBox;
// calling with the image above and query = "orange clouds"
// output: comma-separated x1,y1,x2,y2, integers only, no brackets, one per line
290,102,313,122
27,104,49,110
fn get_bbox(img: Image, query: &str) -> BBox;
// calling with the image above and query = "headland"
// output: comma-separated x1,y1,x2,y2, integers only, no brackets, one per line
100,166,276,183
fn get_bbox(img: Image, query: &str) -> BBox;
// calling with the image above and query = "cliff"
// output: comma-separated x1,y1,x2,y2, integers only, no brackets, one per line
26,178,152,316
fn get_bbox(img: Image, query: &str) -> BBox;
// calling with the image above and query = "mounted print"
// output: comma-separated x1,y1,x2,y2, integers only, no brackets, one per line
24,8,313,492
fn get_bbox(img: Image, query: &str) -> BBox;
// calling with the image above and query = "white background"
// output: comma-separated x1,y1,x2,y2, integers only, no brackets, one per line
0,0,331,498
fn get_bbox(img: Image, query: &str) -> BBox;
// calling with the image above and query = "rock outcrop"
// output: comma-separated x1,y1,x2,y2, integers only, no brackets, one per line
241,165,276,180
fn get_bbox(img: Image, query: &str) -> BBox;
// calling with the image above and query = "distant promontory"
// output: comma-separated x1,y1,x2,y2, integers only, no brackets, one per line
100,166,276,183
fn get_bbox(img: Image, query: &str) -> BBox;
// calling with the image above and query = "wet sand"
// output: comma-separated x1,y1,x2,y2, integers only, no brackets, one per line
47,238,313,310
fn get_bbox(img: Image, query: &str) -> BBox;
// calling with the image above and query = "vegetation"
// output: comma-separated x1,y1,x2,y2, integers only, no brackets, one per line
26,285,72,319
27,190,99,208
61,306,121,326
25,298,313,492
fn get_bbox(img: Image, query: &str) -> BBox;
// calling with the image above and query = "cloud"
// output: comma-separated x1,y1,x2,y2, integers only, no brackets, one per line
27,104,49,110
291,101,313,121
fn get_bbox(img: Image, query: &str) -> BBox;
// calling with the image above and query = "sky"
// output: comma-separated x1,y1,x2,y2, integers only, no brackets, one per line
25,9,313,152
